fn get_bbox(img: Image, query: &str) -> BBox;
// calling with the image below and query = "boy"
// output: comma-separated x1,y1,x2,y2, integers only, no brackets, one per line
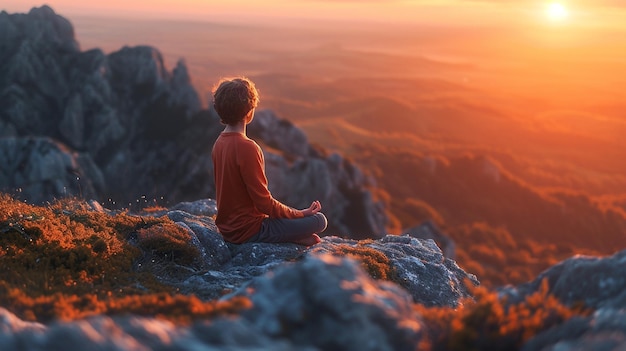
211,77,327,246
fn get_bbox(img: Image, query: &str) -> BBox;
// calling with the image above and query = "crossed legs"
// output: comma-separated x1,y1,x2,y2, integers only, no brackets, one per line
247,212,328,246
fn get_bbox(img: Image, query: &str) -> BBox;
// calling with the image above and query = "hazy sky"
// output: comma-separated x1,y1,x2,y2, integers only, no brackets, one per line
3,1,622,27
3,1,489,23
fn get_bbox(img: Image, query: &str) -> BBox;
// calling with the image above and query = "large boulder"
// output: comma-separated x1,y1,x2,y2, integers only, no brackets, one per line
240,254,425,351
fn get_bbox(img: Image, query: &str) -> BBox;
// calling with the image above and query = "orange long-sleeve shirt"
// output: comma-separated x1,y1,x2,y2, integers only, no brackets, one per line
211,132,303,243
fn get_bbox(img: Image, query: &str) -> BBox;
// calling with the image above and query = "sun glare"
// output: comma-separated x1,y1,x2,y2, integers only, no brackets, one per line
546,2,568,21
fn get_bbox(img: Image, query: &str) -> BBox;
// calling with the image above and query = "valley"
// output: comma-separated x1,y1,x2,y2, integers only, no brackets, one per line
71,15,626,287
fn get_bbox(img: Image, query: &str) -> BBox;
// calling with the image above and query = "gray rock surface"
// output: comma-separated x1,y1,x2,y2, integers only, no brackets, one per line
240,254,425,351
0,308,45,334
170,198,218,217
0,137,103,203
502,250,626,310
312,235,475,306
248,110,310,158
522,309,626,351
0,6,387,238
142,203,476,306
0,6,209,205
404,220,456,259
498,249,626,350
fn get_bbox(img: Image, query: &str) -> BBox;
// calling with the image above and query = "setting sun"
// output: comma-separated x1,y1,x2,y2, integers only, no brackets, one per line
546,2,569,21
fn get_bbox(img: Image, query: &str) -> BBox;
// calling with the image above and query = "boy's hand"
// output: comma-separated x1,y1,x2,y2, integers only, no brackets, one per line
301,200,322,217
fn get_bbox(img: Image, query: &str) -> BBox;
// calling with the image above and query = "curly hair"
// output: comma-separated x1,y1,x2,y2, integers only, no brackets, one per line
212,77,260,125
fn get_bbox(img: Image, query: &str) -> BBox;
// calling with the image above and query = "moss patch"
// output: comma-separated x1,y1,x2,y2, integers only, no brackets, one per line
0,194,248,324
135,222,200,266
315,242,397,281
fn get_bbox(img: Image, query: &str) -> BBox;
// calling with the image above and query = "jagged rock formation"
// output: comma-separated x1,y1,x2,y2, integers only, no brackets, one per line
0,6,209,204
0,6,387,238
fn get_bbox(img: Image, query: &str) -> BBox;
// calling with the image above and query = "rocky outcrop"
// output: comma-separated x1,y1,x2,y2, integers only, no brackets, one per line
312,236,472,306
137,199,476,305
0,6,387,238
0,198,474,351
0,6,210,205
248,110,310,158
522,309,626,351
500,250,626,350
502,250,626,310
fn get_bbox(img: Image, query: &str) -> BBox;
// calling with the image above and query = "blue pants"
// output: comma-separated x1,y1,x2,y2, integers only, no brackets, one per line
247,213,327,243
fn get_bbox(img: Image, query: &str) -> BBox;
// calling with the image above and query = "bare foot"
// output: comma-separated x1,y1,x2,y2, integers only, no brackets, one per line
293,234,321,246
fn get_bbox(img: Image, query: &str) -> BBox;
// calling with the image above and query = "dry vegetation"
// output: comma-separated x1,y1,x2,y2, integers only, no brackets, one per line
416,280,590,351
312,241,397,281
0,194,249,324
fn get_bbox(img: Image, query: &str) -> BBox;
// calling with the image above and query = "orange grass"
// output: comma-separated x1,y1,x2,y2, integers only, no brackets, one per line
2,286,251,324
416,279,590,351
313,241,397,281
0,194,249,324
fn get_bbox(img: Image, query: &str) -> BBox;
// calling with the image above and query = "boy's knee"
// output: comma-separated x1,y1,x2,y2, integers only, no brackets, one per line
315,212,328,233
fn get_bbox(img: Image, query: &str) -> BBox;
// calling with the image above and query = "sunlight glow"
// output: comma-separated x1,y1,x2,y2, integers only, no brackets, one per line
546,2,569,21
